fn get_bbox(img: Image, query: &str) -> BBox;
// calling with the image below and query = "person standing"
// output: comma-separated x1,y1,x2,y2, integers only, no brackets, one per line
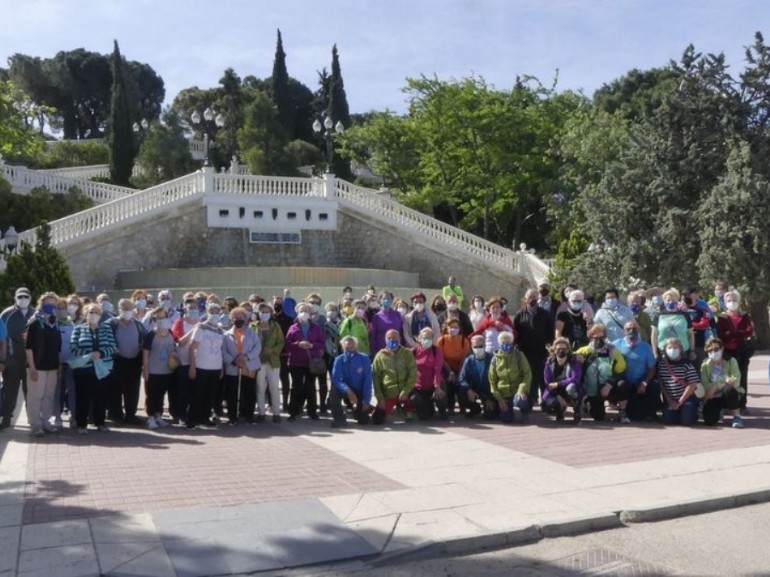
187,303,226,429
105,299,147,425
442,276,466,310
1,287,35,429
285,302,325,422
222,307,261,425
514,288,554,406
24,292,62,437
254,302,284,423
716,290,754,414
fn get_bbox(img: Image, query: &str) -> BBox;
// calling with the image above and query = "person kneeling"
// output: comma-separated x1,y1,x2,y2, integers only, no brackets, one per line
330,336,373,428
489,332,532,424
699,337,743,428
372,330,417,424
576,325,627,422
458,335,497,420
542,338,583,424
410,328,448,421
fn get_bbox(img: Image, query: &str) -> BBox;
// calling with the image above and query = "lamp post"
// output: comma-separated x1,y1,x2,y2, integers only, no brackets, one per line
313,115,344,173
132,118,149,133
191,107,225,167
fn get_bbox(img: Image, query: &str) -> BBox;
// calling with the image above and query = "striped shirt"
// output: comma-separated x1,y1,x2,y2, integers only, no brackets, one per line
657,358,700,399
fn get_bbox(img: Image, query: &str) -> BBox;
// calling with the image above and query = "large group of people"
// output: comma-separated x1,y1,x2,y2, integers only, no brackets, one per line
0,276,758,438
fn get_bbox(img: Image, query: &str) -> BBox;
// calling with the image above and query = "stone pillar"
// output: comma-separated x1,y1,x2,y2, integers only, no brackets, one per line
202,165,215,194
323,171,336,199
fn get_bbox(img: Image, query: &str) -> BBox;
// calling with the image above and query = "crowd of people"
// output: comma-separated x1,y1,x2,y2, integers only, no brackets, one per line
0,276,758,437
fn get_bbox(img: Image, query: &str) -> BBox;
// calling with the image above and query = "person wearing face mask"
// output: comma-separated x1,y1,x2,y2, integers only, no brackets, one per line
457,335,496,419
24,292,63,437
626,291,652,344
52,297,76,428
338,286,354,309
699,337,744,427
593,288,635,344
436,319,471,415
282,288,298,320
131,290,150,329
330,336,373,428
536,279,561,324
170,301,201,425
105,298,148,426
682,287,713,366
411,328,448,420
339,299,371,357
656,337,701,426
514,288,554,405
1,287,35,429
324,302,341,367
371,329,417,424
254,303,284,423
715,290,754,413
541,338,583,423
439,295,474,337
556,285,595,324
613,320,659,422
95,293,115,324
469,295,486,330
470,298,515,354
370,291,404,353
187,303,226,429
365,295,381,323
70,303,116,434
272,296,294,411
650,288,696,363
489,332,532,424
430,295,448,319
221,307,261,425
285,302,325,422
708,281,729,315
575,325,627,422
644,287,665,322
442,276,466,311
305,294,329,413
142,308,178,429
402,292,441,348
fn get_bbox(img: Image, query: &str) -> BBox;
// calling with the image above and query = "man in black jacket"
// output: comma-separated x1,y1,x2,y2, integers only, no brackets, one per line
1,287,35,429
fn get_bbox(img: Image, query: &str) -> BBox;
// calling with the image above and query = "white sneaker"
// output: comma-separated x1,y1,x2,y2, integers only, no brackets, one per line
154,415,168,427
147,417,159,429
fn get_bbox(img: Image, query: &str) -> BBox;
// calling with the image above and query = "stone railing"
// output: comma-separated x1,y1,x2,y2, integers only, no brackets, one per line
2,163,133,203
212,173,322,197
18,172,204,248
39,164,111,180
334,179,550,279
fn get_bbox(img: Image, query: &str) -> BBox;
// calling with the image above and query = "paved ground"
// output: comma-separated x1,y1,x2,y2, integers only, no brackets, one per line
0,355,768,576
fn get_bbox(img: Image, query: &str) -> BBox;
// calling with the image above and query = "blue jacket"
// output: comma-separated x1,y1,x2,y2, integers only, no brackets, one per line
331,351,373,405
458,353,492,399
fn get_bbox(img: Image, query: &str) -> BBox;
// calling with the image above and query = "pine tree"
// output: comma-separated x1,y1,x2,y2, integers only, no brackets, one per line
108,40,135,185
271,29,293,139
328,45,351,178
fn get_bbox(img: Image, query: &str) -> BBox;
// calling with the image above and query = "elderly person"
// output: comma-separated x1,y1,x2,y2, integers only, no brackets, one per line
171,300,201,425
142,307,177,429
372,329,417,423
95,293,115,323
537,279,561,324
403,291,441,348
699,337,743,428
613,320,659,421
105,298,147,426
656,337,700,426
594,288,635,344
556,285,595,324
555,289,591,349
715,290,754,413
370,290,404,352
709,281,729,315
576,324,627,422
471,298,515,354
285,302,325,422
489,331,532,424
70,303,116,434
410,327,447,420
439,294,474,337
458,334,496,419
339,299,371,356
442,276,466,310
222,306,261,425
187,302,226,429
254,302,284,423
0,287,35,430
131,289,150,329
330,336,373,428
514,288,554,405
24,292,62,437
437,317,471,414
650,288,696,363
627,291,652,344
52,296,76,428
469,295,487,330
542,338,583,423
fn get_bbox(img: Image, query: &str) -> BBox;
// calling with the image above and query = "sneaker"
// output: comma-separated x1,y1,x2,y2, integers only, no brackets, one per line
54,418,63,428
97,425,111,433
211,415,221,425
732,416,744,429
618,410,631,424
77,428,88,435
272,414,282,424
155,416,168,428
147,416,159,429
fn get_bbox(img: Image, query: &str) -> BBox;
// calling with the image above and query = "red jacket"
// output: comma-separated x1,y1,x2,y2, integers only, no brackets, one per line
716,312,754,352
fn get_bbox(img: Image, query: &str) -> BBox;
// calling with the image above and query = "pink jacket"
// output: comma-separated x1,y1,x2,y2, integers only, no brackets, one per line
413,345,444,391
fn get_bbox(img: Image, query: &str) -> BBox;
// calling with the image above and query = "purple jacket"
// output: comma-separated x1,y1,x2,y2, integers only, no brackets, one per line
285,320,325,367
370,309,404,353
542,356,583,404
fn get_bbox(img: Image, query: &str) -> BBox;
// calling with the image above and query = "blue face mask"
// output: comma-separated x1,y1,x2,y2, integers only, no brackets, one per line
187,309,199,320
630,304,641,314
605,298,618,308
42,304,56,315
345,350,357,360
381,298,392,309
386,338,399,351
500,343,513,353
665,302,678,311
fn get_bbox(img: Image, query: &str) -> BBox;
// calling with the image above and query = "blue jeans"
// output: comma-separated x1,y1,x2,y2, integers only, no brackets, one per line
662,396,699,425
500,394,531,424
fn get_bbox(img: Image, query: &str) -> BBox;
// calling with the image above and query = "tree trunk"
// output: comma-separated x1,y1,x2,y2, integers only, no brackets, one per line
749,299,770,350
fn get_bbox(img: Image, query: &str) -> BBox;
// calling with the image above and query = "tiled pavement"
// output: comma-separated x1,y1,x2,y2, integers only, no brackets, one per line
0,355,768,576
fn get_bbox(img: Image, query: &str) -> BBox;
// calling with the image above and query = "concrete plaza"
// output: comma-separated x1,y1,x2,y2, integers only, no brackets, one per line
0,355,769,577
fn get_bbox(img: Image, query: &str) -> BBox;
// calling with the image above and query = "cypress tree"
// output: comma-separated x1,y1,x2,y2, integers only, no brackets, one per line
108,40,135,185
271,29,293,138
328,44,351,178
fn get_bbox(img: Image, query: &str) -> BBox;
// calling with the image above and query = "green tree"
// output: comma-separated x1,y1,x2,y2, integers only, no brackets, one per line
237,91,293,175
328,45,351,178
0,79,45,163
108,40,135,185
0,222,74,303
31,139,108,169
133,108,197,186
270,29,293,138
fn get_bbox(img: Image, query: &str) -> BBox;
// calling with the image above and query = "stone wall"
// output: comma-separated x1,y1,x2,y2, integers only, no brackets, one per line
63,199,530,301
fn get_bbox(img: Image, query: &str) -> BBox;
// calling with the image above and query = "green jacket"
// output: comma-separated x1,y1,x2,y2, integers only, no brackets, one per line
372,346,416,402
252,320,285,368
699,357,744,396
489,349,532,401
338,316,370,356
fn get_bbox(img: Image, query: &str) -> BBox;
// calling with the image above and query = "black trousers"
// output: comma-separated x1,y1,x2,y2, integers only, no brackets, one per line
1,357,27,427
109,355,142,420
458,390,499,420
289,366,317,417
74,367,106,428
145,373,172,416
703,387,741,426
280,354,290,410
410,387,448,421
187,368,220,426
169,366,189,421
223,373,257,423
330,387,370,425
725,349,751,409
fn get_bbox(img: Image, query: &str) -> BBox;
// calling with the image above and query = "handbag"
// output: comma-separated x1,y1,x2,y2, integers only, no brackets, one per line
167,354,181,371
307,350,327,376
741,338,756,359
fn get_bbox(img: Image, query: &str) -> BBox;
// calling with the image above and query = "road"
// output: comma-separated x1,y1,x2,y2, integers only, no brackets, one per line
262,501,770,577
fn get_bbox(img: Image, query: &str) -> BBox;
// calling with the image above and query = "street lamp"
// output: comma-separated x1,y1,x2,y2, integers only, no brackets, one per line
313,115,344,173
132,118,149,134
191,107,225,167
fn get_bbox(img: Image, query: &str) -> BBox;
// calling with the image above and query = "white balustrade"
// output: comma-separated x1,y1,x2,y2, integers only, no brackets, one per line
212,173,321,197
2,164,133,203
39,164,111,180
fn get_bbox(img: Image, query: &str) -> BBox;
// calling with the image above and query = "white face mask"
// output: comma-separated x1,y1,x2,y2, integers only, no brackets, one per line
297,311,310,323
707,350,723,361
355,308,366,318
474,301,484,310
87,313,101,325
414,302,425,312
473,347,486,359
120,310,134,321
16,297,30,308
67,304,79,316
397,307,408,316
447,303,458,312
665,347,681,361
726,301,739,312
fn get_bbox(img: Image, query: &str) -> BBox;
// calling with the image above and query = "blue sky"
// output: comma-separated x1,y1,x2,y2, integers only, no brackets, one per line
0,0,766,114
